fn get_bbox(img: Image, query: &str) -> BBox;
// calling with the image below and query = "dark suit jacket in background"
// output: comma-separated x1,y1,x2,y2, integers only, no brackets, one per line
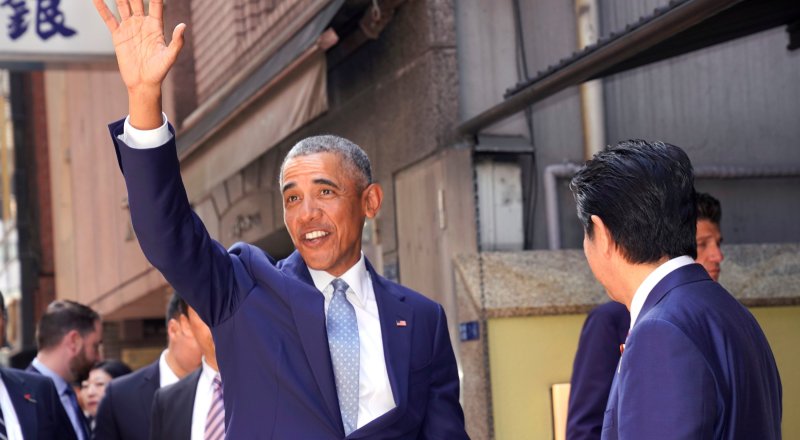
110,120,468,439
26,363,90,440
1,367,77,440
149,369,200,440
602,264,782,439
94,360,160,440
567,302,629,440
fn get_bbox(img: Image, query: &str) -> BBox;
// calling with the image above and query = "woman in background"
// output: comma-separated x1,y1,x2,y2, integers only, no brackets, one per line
81,359,132,433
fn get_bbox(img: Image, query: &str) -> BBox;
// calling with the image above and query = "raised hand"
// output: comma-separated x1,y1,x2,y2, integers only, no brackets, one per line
93,0,186,129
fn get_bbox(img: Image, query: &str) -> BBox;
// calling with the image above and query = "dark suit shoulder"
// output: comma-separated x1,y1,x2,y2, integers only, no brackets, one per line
109,359,159,393
154,368,201,400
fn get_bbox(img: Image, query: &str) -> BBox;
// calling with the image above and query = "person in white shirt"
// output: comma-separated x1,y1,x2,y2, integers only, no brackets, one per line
150,304,224,440
94,293,202,440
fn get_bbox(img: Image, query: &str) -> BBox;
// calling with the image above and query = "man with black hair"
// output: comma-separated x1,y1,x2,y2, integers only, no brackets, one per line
95,292,201,440
567,191,729,439
0,292,77,440
27,300,102,440
569,140,781,439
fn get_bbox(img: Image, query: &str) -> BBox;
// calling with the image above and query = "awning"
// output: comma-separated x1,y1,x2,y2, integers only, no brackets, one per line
177,0,344,201
459,0,800,135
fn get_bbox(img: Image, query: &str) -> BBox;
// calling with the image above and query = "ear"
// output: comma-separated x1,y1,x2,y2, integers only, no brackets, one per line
362,183,383,219
167,318,180,339
66,329,82,354
590,215,615,257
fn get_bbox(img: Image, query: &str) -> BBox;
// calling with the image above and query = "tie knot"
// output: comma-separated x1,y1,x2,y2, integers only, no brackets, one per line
331,278,350,296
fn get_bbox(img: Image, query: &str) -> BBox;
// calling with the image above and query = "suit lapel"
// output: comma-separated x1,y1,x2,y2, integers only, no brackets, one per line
140,362,160,415
2,369,38,439
349,262,413,438
637,263,711,325
283,251,344,433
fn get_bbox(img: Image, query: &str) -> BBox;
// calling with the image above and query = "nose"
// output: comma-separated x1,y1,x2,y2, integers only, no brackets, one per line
709,242,724,263
298,197,321,222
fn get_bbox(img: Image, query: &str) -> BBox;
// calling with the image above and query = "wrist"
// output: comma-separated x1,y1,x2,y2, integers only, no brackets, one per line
128,85,164,130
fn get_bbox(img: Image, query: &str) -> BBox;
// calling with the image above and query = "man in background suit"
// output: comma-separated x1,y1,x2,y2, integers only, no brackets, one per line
150,305,223,440
92,1,467,437
27,300,102,440
569,140,781,439
95,293,201,440
566,192,727,439
0,292,76,440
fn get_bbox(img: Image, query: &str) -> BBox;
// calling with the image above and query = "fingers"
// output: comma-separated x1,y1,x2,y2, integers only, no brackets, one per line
130,0,145,17
166,23,186,64
115,0,131,20
149,0,164,21
93,0,119,32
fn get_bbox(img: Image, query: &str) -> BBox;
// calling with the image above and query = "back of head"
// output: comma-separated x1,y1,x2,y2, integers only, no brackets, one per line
166,291,189,327
93,359,133,379
570,139,697,263
696,192,721,225
37,300,100,351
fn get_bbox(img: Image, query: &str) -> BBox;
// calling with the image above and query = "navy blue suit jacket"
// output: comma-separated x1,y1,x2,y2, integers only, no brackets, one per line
109,120,468,439
94,360,160,440
1,367,77,440
567,302,629,439
601,264,782,439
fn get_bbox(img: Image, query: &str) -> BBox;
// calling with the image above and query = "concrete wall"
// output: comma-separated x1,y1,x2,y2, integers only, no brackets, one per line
456,0,800,250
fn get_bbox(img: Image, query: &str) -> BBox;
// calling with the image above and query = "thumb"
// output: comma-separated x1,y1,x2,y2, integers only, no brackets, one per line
166,23,186,63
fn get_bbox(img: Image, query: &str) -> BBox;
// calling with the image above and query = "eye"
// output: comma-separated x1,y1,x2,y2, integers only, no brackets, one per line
320,188,333,195
286,195,299,203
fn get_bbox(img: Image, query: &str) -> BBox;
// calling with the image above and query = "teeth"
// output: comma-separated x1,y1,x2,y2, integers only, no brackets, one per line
305,231,328,240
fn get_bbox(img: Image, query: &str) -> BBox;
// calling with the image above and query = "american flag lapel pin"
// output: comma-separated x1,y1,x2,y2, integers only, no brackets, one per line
396,319,407,327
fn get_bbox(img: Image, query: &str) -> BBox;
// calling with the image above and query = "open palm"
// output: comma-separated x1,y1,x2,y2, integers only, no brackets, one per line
93,0,185,92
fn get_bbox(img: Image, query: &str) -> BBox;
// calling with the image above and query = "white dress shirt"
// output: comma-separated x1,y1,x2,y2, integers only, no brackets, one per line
123,118,396,429
0,375,24,440
308,253,396,429
629,255,695,329
158,349,181,388
190,358,219,440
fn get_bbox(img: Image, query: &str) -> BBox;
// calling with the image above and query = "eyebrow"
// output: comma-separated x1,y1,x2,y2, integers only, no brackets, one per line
281,178,341,193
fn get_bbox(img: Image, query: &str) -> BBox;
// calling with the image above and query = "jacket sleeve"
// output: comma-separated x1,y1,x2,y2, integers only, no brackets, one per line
418,305,469,439
108,119,256,327
93,380,120,440
616,319,715,439
566,305,626,439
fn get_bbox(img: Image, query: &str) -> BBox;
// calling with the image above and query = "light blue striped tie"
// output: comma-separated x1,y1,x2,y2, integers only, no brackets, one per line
327,278,360,435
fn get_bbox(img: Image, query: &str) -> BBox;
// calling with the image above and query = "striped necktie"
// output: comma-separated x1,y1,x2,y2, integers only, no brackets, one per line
327,278,360,435
0,403,8,440
205,374,225,440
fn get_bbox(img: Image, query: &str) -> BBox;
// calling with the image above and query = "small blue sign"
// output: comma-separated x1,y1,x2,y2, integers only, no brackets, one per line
459,321,480,342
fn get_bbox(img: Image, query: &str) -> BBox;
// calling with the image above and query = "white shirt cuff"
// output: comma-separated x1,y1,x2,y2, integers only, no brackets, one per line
119,113,173,149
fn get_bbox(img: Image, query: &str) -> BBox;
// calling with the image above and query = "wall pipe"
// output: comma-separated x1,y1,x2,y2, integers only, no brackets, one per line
544,163,800,250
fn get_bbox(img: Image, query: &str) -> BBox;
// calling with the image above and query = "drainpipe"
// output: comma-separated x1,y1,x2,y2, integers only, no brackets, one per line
545,163,800,250
575,0,605,159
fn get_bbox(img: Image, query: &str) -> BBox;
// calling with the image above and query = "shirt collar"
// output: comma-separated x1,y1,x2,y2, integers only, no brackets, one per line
32,357,69,394
308,253,369,308
629,255,695,329
200,357,219,381
159,349,180,388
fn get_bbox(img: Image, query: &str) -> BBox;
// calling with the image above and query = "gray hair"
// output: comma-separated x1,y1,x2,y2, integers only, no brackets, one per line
280,135,372,189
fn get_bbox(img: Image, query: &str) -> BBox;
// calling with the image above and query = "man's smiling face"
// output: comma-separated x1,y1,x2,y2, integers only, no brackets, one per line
281,152,381,277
